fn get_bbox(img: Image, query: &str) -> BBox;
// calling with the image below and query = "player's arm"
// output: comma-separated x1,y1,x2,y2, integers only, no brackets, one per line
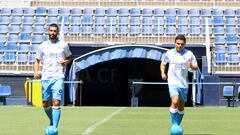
34,59,40,79
60,56,72,66
160,63,167,80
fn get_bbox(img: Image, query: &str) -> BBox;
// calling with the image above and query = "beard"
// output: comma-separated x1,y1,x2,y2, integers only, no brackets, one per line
49,34,58,40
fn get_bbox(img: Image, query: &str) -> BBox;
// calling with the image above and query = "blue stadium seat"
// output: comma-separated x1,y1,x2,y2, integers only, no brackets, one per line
68,25,80,35
178,17,188,26
118,17,129,26
106,17,117,25
9,25,21,34
227,45,238,54
94,26,105,35
213,17,224,26
0,16,10,24
213,9,223,16
31,35,44,44
4,52,15,63
215,53,227,65
0,25,8,34
223,86,234,107
21,25,32,33
7,34,18,43
178,26,188,35
142,8,152,17
154,17,164,26
215,45,226,53
12,8,23,16
130,8,141,17
177,8,188,17
33,25,45,34
11,16,22,25
153,25,164,35
189,8,200,17
225,17,236,26
166,8,176,17
23,8,35,16
224,9,235,17
48,8,59,17
95,8,105,17
226,35,238,45
142,17,152,26
17,53,28,64
36,7,47,16
59,16,69,25
0,54,2,63
166,17,176,26
22,17,34,25
226,26,237,35
81,26,92,35
1,8,11,16
82,15,93,25
119,8,129,16
71,17,81,25
0,34,6,43
189,26,201,36
29,53,36,64
106,25,116,35
228,54,239,65
30,44,39,53
59,25,69,34
154,8,164,17
130,26,140,35
214,26,225,35
201,8,212,17
71,8,82,16
130,17,140,26
83,8,93,15
35,17,46,25
47,17,58,25
59,8,70,16
107,8,117,16
236,9,240,17
189,17,200,26
118,26,128,35
142,25,152,35
214,36,225,45
237,18,240,26
19,33,31,43
202,26,213,36
202,17,213,26
18,44,29,53
95,17,105,26
165,26,176,35
0,43,4,53
0,86,12,103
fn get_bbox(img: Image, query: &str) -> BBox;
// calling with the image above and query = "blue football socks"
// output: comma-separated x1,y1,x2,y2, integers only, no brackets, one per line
44,106,53,125
52,106,61,128
169,107,178,125
177,109,184,125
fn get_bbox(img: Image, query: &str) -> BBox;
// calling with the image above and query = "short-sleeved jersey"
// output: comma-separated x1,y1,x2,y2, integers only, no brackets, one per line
161,48,197,88
36,38,72,80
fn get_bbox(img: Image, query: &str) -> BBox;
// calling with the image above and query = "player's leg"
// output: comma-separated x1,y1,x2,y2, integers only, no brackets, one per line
52,78,64,128
42,80,53,125
169,85,180,125
176,88,188,125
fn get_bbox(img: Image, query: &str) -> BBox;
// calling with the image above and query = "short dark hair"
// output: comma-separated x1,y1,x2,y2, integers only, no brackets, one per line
48,23,59,32
175,35,186,43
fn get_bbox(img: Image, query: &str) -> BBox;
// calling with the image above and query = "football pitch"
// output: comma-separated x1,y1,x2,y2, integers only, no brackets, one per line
0,106,239,135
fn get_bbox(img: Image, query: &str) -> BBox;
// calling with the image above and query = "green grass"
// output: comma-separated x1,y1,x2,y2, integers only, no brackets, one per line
0,106,239,135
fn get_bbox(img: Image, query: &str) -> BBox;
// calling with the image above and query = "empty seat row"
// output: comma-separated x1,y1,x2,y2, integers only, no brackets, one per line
3,8,240,17
0,53,36,64
215,53,239,65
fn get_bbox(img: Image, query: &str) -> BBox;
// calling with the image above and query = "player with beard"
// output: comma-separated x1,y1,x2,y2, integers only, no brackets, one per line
34,23,72,131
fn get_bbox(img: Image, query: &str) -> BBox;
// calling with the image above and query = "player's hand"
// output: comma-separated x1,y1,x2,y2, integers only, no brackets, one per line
34,72,39,79
186,60,193,69
60,60,66,66
161,73,167,80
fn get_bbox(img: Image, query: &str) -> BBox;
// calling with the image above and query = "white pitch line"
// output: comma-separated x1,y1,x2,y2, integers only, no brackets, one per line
81,107,126,135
